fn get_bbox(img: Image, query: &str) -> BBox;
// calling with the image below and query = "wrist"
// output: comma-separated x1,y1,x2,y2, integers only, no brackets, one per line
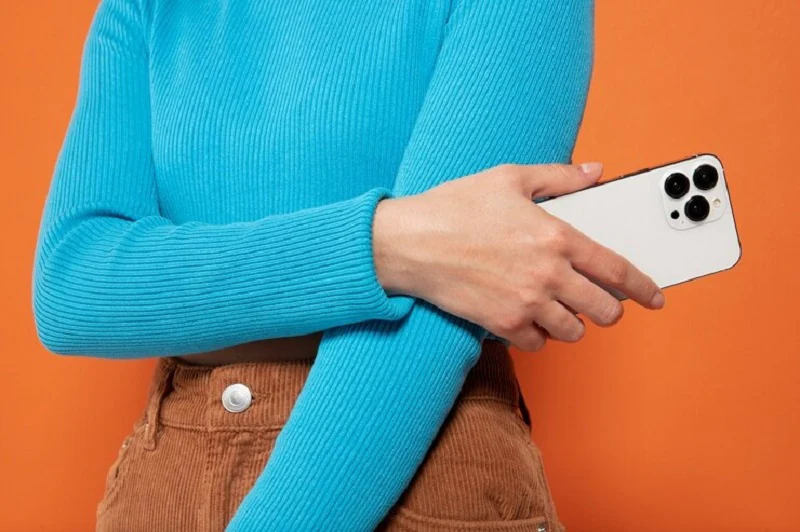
372,196,421,297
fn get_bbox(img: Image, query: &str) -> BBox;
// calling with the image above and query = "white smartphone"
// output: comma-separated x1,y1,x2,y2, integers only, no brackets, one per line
537,153,742,299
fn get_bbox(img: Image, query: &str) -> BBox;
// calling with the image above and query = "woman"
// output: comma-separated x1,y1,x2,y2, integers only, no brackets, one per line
32,1,664,530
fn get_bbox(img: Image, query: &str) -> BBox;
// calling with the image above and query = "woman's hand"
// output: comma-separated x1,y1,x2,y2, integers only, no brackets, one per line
372,162,665,352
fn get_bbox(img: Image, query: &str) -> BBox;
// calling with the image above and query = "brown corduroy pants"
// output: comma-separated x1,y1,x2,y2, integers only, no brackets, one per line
95,340,564,532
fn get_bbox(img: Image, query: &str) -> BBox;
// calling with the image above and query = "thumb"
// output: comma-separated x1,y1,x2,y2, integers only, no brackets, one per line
517,162,603,200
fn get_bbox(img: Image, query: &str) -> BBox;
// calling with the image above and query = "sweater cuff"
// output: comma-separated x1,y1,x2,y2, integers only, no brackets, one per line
354,187,416,321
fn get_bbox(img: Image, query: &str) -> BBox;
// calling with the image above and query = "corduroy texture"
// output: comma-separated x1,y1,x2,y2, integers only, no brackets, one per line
95,340,564,532
32,0,592,529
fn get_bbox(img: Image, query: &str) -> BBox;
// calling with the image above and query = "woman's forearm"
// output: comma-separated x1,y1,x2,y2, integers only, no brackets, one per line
31,2,415,359
227,1,595,530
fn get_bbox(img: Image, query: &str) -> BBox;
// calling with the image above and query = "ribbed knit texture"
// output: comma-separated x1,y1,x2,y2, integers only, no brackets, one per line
32,0,592,530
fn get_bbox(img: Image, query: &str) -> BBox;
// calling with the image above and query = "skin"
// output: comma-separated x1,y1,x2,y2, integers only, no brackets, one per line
373,161,664,352
181,161,664,365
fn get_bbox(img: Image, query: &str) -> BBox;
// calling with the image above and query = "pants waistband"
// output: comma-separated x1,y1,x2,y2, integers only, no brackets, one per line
139,339,524,449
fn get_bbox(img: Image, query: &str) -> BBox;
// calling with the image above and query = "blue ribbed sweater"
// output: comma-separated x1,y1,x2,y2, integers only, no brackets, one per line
32,1,592,529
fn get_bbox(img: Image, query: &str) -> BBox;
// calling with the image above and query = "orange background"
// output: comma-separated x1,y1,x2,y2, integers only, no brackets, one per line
2,2,798,531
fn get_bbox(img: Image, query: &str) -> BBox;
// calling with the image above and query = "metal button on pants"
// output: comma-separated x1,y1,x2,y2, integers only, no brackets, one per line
221,383,252,413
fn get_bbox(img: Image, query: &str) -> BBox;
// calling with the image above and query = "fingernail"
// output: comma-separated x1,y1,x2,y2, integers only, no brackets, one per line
578,162,603,181
574,320,586,341
650,291,665,309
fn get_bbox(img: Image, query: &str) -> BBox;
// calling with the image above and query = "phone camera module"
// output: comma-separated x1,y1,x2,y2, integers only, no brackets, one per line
664,173,690,199
684,195,711,222
693,164,719,190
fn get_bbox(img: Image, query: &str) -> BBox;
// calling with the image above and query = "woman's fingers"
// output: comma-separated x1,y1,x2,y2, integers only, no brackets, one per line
532,300,586,342
556,269,625,327
511,162,603,200
564,226,665,310
394,160,665,348
507,323,549,353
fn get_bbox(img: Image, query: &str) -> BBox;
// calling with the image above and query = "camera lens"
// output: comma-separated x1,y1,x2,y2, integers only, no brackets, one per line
684,195,710,222
693,164,718,190
664,173,690,199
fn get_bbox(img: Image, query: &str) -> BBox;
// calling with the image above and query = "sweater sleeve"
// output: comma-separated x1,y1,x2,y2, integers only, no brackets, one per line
226,2,594,531
30,0,414,358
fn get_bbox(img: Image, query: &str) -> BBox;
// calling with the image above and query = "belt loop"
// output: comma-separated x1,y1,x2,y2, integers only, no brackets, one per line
142,357,176,451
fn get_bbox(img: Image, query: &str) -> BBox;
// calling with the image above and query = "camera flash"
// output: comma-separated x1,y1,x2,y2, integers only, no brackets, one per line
712,198,721,208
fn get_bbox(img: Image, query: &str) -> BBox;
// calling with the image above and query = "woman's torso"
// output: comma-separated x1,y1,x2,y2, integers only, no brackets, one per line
142,2,452,364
